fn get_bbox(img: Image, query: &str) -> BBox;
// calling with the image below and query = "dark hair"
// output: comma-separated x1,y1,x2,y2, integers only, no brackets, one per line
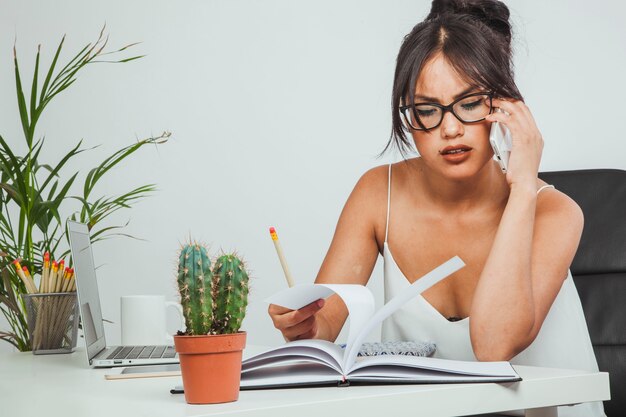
381,0,523,157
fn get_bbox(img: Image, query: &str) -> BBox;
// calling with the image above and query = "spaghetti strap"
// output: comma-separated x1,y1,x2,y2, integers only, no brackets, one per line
537,184,555,194
385,164,392,243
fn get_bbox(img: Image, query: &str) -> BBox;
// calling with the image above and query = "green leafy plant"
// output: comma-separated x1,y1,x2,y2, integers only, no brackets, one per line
176,242,250,335
0,27,170,351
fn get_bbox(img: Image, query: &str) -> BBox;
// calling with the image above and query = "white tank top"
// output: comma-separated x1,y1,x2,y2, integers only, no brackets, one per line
380,164,605,417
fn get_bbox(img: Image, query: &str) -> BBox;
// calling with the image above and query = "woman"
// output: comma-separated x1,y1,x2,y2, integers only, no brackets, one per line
269,1,604,415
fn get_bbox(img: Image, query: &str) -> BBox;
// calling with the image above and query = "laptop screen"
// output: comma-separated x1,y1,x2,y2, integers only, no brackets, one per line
67,221,107,363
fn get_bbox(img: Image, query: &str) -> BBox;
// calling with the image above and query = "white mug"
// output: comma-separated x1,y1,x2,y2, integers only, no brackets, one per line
121,295,185,346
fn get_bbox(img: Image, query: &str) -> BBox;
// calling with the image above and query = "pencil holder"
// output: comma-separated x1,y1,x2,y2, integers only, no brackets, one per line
22,293,80,354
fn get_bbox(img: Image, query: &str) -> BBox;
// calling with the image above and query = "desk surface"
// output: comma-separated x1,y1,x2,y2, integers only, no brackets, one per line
0,347,609,417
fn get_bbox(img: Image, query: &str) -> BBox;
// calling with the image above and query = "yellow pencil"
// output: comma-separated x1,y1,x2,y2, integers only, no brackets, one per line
13,261,38,294
269,227,295,287
55,260,65,293
61,267,71,292
41,252,50,293
50,261,59,294
67,269,75,292
48,257,56,292
23,265,38,294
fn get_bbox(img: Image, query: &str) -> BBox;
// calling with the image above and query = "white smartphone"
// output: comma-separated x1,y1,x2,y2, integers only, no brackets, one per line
489,120,512,173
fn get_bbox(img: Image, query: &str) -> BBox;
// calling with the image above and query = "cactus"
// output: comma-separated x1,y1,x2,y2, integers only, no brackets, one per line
177,243,213,335
211,254,250,334
177,242,249,335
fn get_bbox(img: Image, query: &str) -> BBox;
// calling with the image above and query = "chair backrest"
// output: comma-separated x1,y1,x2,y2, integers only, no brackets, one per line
539,169,626,416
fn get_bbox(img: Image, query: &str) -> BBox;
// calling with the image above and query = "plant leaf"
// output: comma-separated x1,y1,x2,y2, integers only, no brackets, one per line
29,45,40,132
0,332,20,350
39,35,65,105
0,135,28,204
13,45,31,146
83,132,169,200
1,268,18,313
33,140,83,202
0,183,23,205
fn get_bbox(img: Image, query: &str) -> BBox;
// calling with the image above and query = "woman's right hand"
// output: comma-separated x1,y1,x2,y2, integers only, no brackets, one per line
268,299,325,341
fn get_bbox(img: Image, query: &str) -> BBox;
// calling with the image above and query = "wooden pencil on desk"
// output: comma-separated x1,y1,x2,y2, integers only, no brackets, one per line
22,266,34,291
52,262,66,343
13,260,37,294
63,268,74,292
47,258,55,292
47,261,59,346
43,260,59,348
55,260,65,293
49,261,58,293
52,268,73,345
22,265,37,294
40,252,49,293
61,268,68,292
269,226,295,287
68,268,75,292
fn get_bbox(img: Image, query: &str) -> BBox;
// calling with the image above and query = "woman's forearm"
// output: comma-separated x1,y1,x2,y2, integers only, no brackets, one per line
470,184,538,360
315,295,349,342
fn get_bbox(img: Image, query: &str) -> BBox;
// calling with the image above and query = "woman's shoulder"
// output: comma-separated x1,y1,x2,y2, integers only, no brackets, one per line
353,163,389,194
348,159,423,218
535,178,584,230
345,162,413,230
356,158,420,189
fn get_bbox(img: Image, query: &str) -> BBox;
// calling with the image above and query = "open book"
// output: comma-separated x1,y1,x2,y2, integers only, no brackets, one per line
241,257,521,388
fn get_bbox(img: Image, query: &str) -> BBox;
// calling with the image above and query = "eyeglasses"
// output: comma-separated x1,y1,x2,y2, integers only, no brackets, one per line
400,92,493,131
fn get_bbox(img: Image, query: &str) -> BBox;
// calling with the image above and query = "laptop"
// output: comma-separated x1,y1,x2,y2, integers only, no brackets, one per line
68,220,179,368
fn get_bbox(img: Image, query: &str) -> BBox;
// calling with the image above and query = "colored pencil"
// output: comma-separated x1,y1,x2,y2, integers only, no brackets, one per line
61,268,71,292
41,252,50,293
269,226,295,287
68,269,75,292
55,260,65,293
13,261,37,294
50,261,59,293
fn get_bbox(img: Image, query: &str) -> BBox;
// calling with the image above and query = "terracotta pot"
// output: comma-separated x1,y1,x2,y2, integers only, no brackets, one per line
174,331,246,404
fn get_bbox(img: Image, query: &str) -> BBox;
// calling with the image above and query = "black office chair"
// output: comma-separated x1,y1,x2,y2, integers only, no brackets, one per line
539,169,626,416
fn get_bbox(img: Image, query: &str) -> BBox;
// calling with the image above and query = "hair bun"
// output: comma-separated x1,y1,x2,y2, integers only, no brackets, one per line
427,0,512,43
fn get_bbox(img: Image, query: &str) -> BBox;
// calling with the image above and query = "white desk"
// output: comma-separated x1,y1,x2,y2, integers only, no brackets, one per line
0,347,609,417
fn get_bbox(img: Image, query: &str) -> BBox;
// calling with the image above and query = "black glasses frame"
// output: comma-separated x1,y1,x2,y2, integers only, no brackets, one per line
400,92,494,131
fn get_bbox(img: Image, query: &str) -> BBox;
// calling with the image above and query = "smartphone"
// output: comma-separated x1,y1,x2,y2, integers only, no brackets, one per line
489,120,512,173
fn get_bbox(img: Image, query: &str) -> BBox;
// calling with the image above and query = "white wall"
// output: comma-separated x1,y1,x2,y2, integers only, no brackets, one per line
1,0,625,353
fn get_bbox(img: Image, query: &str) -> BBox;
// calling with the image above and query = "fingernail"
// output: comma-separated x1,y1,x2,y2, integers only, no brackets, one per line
317,299,325,308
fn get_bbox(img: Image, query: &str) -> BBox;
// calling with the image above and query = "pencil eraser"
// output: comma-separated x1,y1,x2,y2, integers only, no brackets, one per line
269,227,275,233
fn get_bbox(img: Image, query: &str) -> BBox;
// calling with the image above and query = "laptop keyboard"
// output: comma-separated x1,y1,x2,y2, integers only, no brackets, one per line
106,345,177,360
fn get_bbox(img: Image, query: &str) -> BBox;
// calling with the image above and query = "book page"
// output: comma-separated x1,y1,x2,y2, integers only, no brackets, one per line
344,256,465,370
242,339,344,374
241,362,341,388
348,354,518,378
264,256,465,373
319,284,375,350
265,283,375,366
264,284,336,310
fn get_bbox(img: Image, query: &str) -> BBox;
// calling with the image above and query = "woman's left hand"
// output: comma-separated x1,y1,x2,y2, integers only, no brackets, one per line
485,98,544,191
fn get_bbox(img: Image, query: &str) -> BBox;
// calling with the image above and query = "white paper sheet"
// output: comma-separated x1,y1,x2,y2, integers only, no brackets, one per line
344,256,465,368
264,256,465,372
265,284,336,310
265,283,375,352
